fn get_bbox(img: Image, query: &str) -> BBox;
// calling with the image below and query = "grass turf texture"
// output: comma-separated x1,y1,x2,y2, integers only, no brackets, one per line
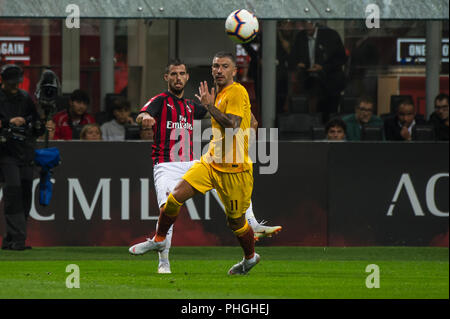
0,246,448,299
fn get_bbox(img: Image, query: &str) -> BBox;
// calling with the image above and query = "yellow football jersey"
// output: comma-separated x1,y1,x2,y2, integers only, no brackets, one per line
202,82,252,173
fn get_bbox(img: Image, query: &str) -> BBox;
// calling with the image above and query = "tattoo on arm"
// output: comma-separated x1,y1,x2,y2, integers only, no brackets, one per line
228,114,242,129
206,104,242,129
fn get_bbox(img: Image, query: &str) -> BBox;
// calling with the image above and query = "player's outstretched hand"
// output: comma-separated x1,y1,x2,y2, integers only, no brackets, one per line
195,81,215,107
136,112,156,128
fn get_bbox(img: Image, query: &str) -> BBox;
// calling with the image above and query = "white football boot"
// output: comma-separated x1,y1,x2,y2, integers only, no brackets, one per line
157,224,173,273
158,248,172,274
129,237,166,255
252,220,282,241
228,253,261,275
158,261,172,274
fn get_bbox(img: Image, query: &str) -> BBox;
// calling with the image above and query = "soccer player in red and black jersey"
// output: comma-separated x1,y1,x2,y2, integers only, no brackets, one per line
129,59,281,274
140,65,207,165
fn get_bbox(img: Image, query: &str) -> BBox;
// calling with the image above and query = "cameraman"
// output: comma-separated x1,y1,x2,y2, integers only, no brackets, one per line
0,64,45,250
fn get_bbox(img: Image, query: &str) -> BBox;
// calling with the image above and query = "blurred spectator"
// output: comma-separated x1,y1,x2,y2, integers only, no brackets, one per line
290,21,347,122
51,89,95,140
100,97,135,141
384,98,426,141
344,24,379,98
342,96,384,141
38,118,56,141
276,20,297,114
326,117,347,141
80,123,102,141
241,41,260,86
428,93,449,141
140,127,154,141
241,39,262,121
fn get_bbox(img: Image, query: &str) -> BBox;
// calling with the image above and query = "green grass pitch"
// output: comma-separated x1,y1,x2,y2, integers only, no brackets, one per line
0,246,448,299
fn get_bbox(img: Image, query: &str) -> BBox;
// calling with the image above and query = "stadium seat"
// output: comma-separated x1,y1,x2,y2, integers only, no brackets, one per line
380,113,394,122
125,125,141,140
55,93,71,112
311,126,326,140
71,125,83,140
290,96,309,113
390,95,413,114
413,125,435,141
104,93,124,114
415,114,425,121
278,113,322,140
361,125,384,141
339,96,359,114
95,111,112,126
329,113,345,120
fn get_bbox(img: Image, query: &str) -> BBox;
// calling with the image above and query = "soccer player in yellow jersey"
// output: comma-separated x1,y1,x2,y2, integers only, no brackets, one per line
142,52,260,275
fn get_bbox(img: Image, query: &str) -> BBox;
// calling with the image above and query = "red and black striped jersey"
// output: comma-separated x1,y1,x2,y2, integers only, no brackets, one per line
140,91,208,166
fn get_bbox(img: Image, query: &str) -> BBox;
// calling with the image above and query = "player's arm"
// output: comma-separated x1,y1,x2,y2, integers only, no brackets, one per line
207,105,242,129
250,112,258,131
195,81,241,129
202,110,211,119
136,112,155,128
248,112,258,146
136,96,163,128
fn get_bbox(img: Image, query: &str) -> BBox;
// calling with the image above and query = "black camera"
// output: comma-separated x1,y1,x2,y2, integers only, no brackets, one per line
0,121,41,144
35,69,61,118
3,124,28,142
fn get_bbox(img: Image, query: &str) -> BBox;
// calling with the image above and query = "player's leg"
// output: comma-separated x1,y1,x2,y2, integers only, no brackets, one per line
156,161,196,272
129,162,184,265
129,212,174,273
152,161,214,250
157,223,173,273
227,214,260,276
227,215,258,263
212,188,282,241
213,170,260,275
154,179,197,241
130,179,197,254
245,202,282,241
154,163,196,272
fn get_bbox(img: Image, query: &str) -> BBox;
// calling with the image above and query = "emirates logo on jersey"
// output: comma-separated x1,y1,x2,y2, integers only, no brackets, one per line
166,121,193,130
166,115,193,130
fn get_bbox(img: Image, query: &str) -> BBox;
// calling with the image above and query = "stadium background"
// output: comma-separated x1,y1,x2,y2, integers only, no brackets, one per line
0,0,448,248
2,140,445,247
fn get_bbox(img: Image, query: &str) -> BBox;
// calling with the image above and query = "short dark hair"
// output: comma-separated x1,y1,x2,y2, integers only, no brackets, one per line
70,89,90,105
398,97,415,111
111,96,131,112
435,93,449,104
213,51,236,65
165,59,188,74
357,96,375,108
326,117,347,134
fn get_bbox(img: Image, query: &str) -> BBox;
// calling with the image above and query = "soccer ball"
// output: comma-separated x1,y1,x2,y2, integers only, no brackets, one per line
225,9,259,44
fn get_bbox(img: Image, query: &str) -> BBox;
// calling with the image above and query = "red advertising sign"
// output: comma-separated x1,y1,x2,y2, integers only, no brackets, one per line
0,36,31,91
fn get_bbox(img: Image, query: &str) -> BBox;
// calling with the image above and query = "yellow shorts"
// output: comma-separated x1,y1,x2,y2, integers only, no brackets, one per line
182,160,253,219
